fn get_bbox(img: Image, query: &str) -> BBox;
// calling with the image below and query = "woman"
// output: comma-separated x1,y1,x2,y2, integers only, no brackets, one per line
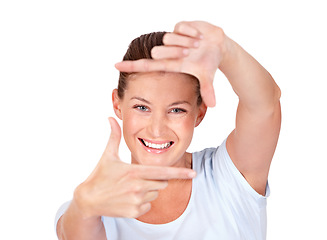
55,21,281,239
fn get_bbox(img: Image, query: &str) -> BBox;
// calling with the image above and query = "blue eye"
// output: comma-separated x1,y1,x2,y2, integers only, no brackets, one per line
134,105,149,112
170,108,186,113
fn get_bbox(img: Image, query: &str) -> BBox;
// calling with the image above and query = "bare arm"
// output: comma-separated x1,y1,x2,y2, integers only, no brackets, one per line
56,118,196,239
115,21,281,195
220,38,281,195
56,201,106,240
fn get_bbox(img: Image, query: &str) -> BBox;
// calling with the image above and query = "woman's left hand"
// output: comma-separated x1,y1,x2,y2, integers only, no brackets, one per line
115,21,229,107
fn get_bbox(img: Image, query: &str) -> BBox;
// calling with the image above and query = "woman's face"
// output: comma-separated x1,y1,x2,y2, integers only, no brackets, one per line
113,72,206,168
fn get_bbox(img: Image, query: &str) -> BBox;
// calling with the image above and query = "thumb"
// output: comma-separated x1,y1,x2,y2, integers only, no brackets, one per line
104,117,122,156
200,79,216,108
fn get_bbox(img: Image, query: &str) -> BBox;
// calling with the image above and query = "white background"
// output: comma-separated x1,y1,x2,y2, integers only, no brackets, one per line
1,0,326,239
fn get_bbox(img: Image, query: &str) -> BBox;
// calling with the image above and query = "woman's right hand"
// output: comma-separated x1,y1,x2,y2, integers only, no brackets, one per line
72,117,196,219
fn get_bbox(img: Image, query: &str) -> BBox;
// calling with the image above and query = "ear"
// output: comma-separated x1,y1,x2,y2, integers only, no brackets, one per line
195,102,207,127
112,89,122,120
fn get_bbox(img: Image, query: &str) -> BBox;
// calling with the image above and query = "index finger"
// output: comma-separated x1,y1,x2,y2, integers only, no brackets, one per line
115,59,181,73
135,165,197,180
174,21,203,39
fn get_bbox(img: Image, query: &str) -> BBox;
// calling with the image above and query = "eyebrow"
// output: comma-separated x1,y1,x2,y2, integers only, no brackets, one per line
168,101,191,107
130,97,151,104
130,97,191,106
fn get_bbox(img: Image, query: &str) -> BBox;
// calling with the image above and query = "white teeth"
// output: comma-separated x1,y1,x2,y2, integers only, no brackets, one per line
142,139,171,149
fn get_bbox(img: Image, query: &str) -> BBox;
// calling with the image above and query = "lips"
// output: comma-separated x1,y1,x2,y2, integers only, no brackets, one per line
138,138,174,151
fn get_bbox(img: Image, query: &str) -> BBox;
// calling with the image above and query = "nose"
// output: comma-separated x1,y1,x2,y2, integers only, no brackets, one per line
147,112,168,138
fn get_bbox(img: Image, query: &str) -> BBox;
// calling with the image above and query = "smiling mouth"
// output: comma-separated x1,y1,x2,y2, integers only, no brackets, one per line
139,138,174,150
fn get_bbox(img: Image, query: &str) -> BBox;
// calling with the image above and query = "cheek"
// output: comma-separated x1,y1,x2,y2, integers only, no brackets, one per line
172,115,197,138
122,111,142,134
123,114,135,128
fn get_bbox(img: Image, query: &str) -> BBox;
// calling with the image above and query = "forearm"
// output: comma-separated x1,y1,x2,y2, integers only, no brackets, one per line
57,200,106,240
219,36,281,112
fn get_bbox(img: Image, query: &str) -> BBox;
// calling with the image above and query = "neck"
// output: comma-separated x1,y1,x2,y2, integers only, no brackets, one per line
135,153,193,224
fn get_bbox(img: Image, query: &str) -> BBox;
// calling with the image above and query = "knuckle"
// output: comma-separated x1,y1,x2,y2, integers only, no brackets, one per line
139,203,151,214
162,33,170,45
213,26,225,43
177,23,186,33
126,167,138,179
214,26,225,36
131,194,143,205
128,182,143,194
128,206,141,218
182,47,190,57
132,184,143,194
187,38,196,46
174,21,186,32
128,200,151,218
142,59,149,71
151,47,158,58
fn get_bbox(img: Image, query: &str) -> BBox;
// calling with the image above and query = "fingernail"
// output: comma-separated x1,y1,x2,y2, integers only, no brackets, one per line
194,41,200,48
188,171,197,178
